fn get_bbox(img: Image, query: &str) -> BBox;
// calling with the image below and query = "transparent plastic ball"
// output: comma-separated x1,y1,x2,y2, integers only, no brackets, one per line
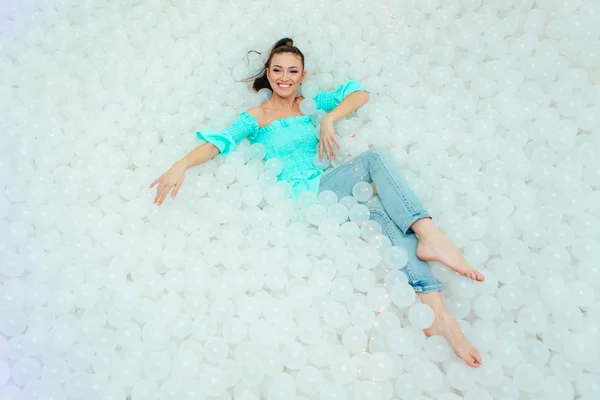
349,204,370,224
360,220,382,241
383,246,408,269
300,98,317,115
258,88,272,103
328,204,349,224
446,363,476,391
313,153,330,170
408,303,434,329
306,204,327,226
424,336,452,362
301,84,319,99
352,181,374,202
413,361,443,391
249,143,266,160
389,282,415,308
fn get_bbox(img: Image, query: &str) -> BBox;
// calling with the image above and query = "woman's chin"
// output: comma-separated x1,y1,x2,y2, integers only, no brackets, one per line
273,90,298,98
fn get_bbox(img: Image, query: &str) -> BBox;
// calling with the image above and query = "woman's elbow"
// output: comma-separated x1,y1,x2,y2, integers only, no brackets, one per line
361,90,370,104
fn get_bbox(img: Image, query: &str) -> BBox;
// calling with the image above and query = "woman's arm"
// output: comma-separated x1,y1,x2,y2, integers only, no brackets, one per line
318,90,370,161
151,111,259,206
177,142,220,169
150,142,219,206
323,90,370,123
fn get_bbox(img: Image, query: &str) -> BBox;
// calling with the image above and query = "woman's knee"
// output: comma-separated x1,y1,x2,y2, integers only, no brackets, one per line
366,147,395,166
368,147,389,158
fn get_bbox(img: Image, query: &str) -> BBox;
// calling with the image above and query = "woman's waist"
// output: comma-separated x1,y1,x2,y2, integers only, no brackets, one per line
278,165,322,181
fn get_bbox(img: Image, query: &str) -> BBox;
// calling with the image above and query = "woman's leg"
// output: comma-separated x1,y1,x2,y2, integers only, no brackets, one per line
366,196,482,367
366,195,444,293
419,291,482,367
319,148,484,281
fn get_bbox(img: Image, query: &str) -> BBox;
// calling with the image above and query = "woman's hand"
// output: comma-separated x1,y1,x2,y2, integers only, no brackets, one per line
319,116,341,161
149,161,187,206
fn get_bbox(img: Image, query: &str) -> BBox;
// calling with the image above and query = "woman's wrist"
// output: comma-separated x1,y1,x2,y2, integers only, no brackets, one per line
175,159,191,170
322,114,336,124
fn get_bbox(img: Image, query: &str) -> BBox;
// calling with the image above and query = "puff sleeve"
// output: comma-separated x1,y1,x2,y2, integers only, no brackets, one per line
196,111,259,156
313,80,367,112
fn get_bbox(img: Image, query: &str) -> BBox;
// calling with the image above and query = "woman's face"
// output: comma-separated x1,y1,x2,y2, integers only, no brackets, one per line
266,53,306,98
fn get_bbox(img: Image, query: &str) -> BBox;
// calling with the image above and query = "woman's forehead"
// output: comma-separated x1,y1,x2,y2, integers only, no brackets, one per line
271,53,303,67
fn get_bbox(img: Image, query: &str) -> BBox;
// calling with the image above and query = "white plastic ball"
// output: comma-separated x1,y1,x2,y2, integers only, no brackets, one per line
300,98,317,115
313,153,330,170
249,143,266,160
407,303,434,329
301,84,319,99
349,204,370,224
352,181,374,202
383,246,408,269
389,283,416,308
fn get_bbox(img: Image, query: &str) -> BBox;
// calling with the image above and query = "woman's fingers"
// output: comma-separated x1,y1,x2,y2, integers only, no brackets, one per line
329,140,337,159
151,168,183,206
156,181,174,206
172,181,180,198
149,176,161,188
153,182,164,204
156,184,166,205
158,185,171,206
319,132,340,162
319,141,324,161
324,139,334,160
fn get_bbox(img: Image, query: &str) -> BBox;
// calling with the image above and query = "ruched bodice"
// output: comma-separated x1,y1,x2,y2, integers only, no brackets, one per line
196,80,366,198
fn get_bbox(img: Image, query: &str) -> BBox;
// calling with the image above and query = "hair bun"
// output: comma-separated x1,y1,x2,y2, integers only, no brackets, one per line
273,37,294,51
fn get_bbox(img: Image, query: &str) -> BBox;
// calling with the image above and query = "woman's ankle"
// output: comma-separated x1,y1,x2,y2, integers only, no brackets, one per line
410,217,440,239
417,291,448,314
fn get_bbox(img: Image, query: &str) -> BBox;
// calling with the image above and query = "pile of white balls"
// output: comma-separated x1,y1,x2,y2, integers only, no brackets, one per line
1,0,599,399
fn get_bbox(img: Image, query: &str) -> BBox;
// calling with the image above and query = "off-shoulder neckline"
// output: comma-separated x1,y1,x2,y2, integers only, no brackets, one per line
241,111,311,130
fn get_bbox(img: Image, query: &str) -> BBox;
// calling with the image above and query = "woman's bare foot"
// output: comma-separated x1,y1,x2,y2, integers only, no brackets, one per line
419,292,482,368
411,218,485,282
424,310,482,368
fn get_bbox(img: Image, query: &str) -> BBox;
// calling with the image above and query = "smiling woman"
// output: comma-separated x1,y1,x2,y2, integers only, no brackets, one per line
4,0,597,397
150,37,486,368
248,38,306,93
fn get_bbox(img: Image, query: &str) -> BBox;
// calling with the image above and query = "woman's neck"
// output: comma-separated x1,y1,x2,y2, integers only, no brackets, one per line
266,93,297,110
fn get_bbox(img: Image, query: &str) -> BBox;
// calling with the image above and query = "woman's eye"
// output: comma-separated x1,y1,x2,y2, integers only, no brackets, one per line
291,70,298,73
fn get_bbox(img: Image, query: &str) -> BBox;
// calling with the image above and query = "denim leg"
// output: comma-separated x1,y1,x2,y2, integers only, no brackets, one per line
367,196,444,293
319,148,430,234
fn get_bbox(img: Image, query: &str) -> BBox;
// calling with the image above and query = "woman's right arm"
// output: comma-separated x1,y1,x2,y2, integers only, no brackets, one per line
149,143,219,206
150,111,259,206
179,142,220,169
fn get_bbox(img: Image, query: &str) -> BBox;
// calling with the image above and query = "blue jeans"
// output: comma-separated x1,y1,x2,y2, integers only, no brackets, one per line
319,148,444,293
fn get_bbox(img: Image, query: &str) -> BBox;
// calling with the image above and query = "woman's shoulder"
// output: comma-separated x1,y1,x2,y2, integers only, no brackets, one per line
245,106,266,129
246,106,265,121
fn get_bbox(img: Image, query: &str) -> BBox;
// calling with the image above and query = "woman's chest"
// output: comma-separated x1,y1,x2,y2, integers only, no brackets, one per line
251,123,318,157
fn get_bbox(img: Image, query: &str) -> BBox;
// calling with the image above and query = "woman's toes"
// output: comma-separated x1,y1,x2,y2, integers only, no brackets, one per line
475,270,485,281
460,351,482,368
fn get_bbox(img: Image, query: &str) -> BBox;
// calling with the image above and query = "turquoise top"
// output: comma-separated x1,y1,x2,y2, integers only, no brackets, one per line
196,80,366,199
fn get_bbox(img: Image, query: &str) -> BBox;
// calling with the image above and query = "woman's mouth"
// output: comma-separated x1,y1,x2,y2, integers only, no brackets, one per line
277,83,292,90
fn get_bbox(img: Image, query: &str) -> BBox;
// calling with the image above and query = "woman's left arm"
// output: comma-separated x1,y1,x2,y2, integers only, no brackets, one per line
324,90,370,122
319,91,370,161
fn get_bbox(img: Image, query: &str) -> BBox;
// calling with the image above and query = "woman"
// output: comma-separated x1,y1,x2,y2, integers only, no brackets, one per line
150,38,484,367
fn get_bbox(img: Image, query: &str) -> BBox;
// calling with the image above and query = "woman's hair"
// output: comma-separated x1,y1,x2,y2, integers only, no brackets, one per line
246,38,305,92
